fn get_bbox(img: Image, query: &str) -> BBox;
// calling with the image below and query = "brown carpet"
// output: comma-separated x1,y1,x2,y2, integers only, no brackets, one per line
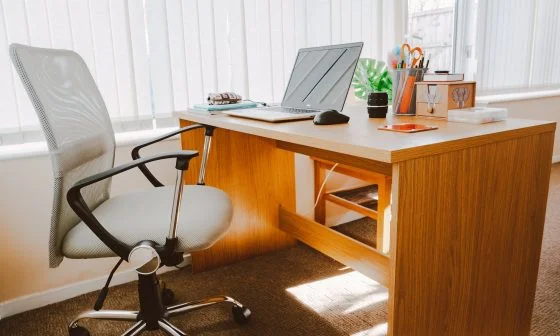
1,164,559,335
334,218,377,247
531,164,560,335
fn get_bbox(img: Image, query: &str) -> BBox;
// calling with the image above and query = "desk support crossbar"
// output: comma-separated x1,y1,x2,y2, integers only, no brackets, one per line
278,206,390,287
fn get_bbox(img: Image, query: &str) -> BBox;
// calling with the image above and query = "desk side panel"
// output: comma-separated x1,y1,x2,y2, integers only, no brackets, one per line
180,120,296,271
389,131,554,335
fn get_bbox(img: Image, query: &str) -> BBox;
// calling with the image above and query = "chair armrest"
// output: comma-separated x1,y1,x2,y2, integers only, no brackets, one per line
131,124,205,187
66,150,198,260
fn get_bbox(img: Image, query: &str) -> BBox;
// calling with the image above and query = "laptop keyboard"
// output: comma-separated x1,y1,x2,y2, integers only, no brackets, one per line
265,106,319,114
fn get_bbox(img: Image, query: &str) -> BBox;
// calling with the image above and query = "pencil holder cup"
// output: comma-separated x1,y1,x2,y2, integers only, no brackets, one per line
391,68,427,116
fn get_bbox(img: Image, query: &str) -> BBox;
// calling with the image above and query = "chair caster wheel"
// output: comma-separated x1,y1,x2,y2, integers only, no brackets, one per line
162,287,175,306
69,325,90,336
232,305,251,324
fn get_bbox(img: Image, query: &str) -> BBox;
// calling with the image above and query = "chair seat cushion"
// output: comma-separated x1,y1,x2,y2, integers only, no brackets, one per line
62,185,233,259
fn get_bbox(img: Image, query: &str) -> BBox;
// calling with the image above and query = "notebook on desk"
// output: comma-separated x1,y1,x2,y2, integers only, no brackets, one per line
193,101,258,114
224,42,363,122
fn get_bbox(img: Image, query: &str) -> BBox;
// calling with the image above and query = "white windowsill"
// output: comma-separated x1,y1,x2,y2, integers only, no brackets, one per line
477,89,560,104
0,127,180,161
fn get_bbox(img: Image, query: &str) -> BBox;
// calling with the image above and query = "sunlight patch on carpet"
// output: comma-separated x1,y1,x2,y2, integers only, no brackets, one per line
286,270,387,315
351,322,388,336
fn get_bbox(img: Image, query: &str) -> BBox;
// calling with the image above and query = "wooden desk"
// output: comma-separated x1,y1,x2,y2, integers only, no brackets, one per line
175,106,555,335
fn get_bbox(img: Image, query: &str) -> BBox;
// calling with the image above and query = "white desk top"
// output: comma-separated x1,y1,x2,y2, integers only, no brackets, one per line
174,105,555,163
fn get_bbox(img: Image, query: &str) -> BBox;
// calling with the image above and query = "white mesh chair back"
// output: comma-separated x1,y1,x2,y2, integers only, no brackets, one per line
10,44,116,267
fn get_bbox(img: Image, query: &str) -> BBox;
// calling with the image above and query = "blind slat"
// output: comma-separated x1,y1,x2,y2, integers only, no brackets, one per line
282,0,297,86
372,0,383,60
45,0,73,49
145,0,174,117
127,0,152,118
294,0,307,49
530,1,560,88
330,0,341,44
89,0,121,118
26,0,52,48
382,0,398,57
227,0,249,98
3,0,36,127
213,0,231,93
0,2,21,130
197,0,219,96
109,0,137,120
340,0,351,42
166,0,189,110
244,0,274,101
182,0,205,104
67,0,97,76
270,0,286,101
361,0,372,58
307,0,331,47
351,0,362,43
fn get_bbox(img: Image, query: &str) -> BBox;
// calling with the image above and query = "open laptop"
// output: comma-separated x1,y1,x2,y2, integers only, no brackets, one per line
224,42,363,122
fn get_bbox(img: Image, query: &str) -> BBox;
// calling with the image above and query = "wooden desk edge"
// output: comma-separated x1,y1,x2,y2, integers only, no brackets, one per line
277,141,393,176
175,112,393,163
176,112,555,165
390,122,557,162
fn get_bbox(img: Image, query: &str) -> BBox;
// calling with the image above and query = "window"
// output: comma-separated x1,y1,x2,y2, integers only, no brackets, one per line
407,0,455,72
407,0,560,95
0,0,401,146
476,0,560,94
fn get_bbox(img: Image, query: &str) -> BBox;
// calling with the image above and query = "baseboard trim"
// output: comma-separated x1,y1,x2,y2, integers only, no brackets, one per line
0,255,191,320
553,154,560,164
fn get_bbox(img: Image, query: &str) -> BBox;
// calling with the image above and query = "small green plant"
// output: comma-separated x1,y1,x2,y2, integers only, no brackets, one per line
352,58,392,103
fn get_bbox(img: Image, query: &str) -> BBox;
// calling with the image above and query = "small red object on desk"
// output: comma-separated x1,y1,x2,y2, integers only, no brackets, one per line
378,123,438,133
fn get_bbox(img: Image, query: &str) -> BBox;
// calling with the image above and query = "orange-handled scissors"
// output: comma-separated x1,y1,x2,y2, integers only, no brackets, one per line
401,43,423,68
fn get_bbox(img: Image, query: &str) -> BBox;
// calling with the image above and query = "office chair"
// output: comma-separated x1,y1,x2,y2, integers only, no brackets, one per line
10,44,250,336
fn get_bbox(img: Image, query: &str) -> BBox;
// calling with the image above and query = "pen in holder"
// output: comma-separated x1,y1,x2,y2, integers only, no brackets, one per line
391,68,427,115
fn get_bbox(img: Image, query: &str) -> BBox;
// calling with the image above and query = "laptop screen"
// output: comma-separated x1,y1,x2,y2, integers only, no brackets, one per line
281,42,363,112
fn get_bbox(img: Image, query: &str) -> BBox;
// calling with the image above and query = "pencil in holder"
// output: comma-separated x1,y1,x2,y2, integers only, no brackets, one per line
391,68,427,115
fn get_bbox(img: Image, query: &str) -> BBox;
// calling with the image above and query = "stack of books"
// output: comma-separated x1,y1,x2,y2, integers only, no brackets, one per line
191,101,257,115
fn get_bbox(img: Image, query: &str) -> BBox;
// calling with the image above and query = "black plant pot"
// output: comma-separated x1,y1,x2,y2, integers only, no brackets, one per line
367,92,388,118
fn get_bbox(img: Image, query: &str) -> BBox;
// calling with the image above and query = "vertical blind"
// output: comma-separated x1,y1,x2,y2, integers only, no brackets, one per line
0,0,400,145
0,0,154,144
476,0,560,94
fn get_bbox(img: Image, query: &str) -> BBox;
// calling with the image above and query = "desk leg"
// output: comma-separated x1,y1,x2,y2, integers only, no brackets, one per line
179,120,296,272
313,161,326,224
388,132,554,335
376,176,392,254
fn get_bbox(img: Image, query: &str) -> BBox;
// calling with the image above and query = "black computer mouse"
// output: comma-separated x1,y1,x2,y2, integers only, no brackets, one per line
313,110,350,125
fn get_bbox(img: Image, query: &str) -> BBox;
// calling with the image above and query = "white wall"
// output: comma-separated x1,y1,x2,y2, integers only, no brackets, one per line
485,96,560,160
0,139,179,304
